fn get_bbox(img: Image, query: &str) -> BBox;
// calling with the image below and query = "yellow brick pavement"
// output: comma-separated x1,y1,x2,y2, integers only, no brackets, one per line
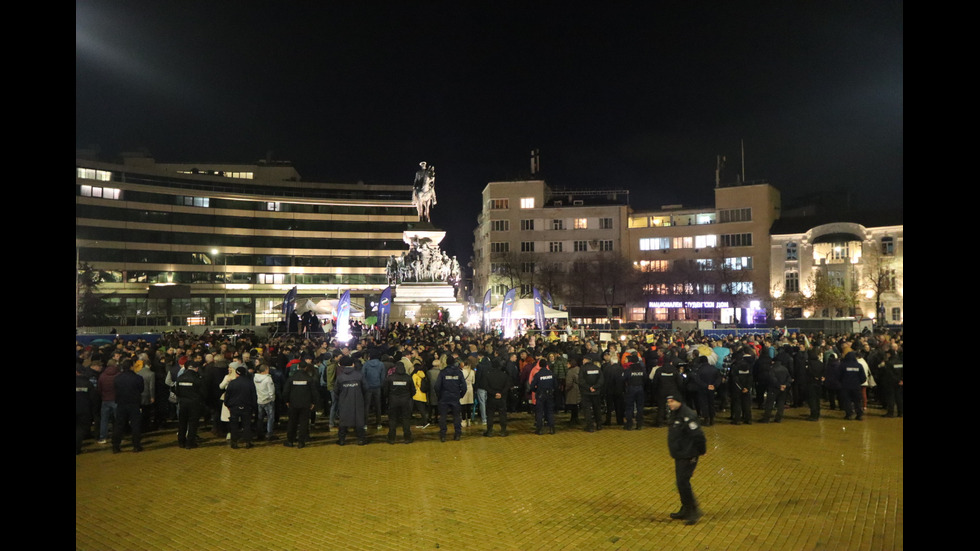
76,407,903,551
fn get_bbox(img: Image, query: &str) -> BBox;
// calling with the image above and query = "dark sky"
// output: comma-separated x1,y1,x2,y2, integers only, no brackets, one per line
76,2,903,261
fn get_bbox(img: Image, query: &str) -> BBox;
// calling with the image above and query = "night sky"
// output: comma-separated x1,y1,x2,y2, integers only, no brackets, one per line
76,2,904,261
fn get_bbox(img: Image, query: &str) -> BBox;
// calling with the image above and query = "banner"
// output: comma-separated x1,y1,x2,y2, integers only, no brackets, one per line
282,286,298,319
378,286,392,329
544,291,554,309
482,289,492,331
501,288,517,337
533,287,546,332
336,290,352,342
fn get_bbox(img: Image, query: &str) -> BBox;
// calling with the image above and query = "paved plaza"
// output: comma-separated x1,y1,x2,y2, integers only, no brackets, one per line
76,406,903,551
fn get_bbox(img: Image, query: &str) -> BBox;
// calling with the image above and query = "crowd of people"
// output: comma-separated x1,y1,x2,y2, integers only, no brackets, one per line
75,323,904,455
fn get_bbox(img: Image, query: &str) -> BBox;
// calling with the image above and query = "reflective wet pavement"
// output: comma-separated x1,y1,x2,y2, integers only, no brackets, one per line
76,406,903,551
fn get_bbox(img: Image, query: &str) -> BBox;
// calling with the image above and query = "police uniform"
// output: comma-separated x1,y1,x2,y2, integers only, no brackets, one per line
730,352,755,425
667,399,706,524
174,365,206,448
623,358,646,430
385,364,414,444
578,359,604,432
530,363,557,434
436,361,467,441
283,367,320,447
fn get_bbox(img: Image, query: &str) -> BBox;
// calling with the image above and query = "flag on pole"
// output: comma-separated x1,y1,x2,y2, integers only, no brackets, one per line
533,287,546,332
501,288,516,338
282,286,298,319
378,286,392,329
336,290,352,342
482,289,492,331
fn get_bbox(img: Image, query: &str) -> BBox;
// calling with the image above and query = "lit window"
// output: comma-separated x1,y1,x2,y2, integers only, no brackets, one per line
673,236,694,249
258,273,285,285
182,196,210,208
638,238,670,251
694,235,717,248
724,257,753,270
79,185,122,200
267,202,281,211
574,218,588,229
76,167,112,181
520,197,535,209
636,260,669,272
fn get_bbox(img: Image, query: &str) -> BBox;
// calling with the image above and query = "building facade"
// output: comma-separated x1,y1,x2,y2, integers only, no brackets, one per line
625,181,782,324
769,218,903,325
471,180,629,322
76,154,415,327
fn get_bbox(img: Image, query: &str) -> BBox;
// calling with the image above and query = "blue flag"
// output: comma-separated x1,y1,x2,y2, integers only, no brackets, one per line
501,288,517,336
533,287,546,332
282,286,298,319
378,286,392,329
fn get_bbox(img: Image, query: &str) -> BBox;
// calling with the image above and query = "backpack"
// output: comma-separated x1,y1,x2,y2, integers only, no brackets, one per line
419,373,431,394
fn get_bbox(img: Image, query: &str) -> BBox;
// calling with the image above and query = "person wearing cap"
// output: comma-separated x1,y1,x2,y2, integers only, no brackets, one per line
665,395,706,525
384,362,415,444
224,365,258,449
651,352,683,428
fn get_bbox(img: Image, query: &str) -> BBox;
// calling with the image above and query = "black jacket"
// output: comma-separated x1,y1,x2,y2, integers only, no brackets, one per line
667,403,707,459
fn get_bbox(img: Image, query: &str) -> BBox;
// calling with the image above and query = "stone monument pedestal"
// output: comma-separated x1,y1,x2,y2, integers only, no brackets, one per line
392,282,464,323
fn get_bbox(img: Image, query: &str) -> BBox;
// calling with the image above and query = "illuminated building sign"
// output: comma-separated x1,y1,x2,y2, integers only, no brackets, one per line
647,301,731,309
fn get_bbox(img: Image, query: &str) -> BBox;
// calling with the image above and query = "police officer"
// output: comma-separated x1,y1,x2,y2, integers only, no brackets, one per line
174,361,206,449
530,359,557,435
804,349,826,421
112,358,145,453
730,348,755,425
579,356,604,432
652,355,683,428
666,395,706,525
385,363,415,444
436,356,467,442
224,365,258,448
283,357,320,448
483,358,510,437
759,358,792,423
839,351,867,420
623,354,646,430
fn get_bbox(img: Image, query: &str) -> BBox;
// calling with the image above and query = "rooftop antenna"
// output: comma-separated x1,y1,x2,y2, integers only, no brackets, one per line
740,139,745,183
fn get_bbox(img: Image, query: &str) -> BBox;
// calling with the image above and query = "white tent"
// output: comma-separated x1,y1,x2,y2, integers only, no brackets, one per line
485,298,568,320
294,298,364,317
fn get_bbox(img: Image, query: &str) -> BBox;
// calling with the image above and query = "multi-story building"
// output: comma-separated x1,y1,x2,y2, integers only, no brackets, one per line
769,214,903,325
625,181,781,324
471,180,629,321
76,153,415,327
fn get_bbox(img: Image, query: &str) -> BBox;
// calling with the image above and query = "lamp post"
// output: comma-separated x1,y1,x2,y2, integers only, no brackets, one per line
212,249,228,326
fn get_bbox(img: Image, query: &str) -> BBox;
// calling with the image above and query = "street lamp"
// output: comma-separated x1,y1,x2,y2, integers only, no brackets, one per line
212,249,228,326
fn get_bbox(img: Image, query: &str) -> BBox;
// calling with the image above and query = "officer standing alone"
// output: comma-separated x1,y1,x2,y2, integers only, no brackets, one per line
666,395,706,525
